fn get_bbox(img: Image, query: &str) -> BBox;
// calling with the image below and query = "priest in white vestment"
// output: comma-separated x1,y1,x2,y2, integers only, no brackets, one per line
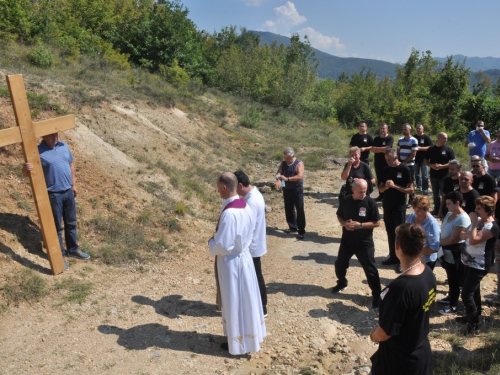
209,172,266,355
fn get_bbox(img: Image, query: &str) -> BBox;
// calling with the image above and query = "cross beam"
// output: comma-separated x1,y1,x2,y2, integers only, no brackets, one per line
1,74,76,275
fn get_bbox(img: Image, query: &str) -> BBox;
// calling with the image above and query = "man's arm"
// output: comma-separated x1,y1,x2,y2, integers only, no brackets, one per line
385,180,414,195
22,162,33,177
481,130,491,143
337,213,380,231
70,162,78,198
402,149,417,163
288,161,304,182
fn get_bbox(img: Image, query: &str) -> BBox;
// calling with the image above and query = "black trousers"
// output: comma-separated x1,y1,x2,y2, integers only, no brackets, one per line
252,257,267,314
407,164,415,203
283,187,306,235
383,208,406,261
335,242,381,296
461,265,487,325
441,244,465,306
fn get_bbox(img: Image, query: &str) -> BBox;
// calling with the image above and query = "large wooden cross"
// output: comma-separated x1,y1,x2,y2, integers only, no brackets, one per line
0,74,76,275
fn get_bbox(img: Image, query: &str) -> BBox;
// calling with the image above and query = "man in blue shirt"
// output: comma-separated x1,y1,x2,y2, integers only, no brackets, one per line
23,133,89,270
465,120,490,167
397,123,418,208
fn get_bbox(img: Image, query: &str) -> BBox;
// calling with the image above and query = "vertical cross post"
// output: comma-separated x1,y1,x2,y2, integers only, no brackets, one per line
1,74,76,275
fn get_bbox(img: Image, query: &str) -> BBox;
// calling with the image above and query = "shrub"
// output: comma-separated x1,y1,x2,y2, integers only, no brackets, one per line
1,269,49,307
27,44,54,69
239,107,261,128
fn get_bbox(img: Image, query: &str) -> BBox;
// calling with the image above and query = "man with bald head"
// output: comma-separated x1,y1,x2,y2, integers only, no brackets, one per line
209,172,266,355
333,179,382,309
424,132,455,215
459,171,480,214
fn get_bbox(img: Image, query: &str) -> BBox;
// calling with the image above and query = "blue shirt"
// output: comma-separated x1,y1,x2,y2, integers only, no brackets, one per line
467,129,490,157
406,212,440,263
38,141,74,192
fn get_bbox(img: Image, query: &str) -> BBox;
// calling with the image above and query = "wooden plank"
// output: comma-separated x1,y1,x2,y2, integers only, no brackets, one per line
0,126,22,147
7,74,65,275
34,115,76,137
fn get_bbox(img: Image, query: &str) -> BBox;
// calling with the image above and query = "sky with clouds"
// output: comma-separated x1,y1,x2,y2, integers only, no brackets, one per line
180,0,500,64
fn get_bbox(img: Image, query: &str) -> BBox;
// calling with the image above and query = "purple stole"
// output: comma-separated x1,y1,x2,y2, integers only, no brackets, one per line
214,198,247,310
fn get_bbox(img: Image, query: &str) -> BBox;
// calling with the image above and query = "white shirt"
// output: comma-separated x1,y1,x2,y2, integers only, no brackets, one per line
244,187,267,258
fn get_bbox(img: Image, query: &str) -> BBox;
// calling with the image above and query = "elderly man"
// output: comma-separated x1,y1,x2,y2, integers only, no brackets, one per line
349,121,373,164
397,123,418,207
459,171,480,214
413,124,433,195
466,120,490,167
372,123,394,201
234,170,268,317
424,132,455,215
379,148,414,272
333,179,382,308
209,172,266,355
439,160,461,219
274,147,306,240
341,146,376,196
471,156,496,198
22,133,89,271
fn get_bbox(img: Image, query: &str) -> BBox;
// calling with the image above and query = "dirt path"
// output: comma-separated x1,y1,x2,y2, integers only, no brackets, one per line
0,166,498,375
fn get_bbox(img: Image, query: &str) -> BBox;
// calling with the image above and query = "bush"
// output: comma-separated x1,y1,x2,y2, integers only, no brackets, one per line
27,44,54,69
239,107,261,128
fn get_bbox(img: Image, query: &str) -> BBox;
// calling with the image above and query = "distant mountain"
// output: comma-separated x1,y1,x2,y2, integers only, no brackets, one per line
434,55,500,72
252,31,398,80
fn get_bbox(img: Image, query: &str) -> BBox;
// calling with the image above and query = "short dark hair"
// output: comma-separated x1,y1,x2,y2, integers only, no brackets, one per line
445,191,463,205
234,170,250,187
395,223,425,259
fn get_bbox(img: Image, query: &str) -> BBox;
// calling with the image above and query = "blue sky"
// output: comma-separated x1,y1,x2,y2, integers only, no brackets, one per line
180,0,500,64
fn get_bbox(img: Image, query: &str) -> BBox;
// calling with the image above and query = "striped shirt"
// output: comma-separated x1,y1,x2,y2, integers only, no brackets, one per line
397,136,419,166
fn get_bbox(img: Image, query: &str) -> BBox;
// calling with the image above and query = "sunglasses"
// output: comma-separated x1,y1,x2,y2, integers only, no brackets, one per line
472,164,482,168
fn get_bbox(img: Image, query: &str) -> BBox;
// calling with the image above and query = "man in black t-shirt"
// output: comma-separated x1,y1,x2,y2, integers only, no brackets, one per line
333,179,382,308
424,132,455,215
459,171,480,214
372,123,394,201
349,121,374,164
439,159,461,218
413,124,433,195
471,156,496,198
341,147,375,196
379,148,414,271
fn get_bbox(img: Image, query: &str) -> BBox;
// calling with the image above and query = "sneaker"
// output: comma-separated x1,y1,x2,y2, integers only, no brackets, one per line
331,284,347,294
395,264,403,274
439,306,457,315
284,228,298,234
64,260,69,271
406,203,412,209
381,258,399,265
371,295,380,309
68,250,90,260
438,296,451,305
296,234,304,240
454,316,468,324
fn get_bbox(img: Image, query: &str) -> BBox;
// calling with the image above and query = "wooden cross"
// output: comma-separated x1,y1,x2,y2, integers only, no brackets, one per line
0,74,76,275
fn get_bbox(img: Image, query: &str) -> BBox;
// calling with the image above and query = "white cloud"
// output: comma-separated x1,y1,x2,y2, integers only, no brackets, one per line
261,1,306,34
240,0,267,6
296,27,346,53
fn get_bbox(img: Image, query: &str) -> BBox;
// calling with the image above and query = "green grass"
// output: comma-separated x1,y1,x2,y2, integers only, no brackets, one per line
54,277,92,304
1,269,49,307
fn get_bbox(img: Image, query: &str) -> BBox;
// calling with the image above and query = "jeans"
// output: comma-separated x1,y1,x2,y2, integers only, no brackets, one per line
488,168,500,184
252,257,267,314
383,208,406,261
283,187,306,235
461,265,487,325
414,161,429,191
48,189,79,255
335,243,381,296
430,177,445,212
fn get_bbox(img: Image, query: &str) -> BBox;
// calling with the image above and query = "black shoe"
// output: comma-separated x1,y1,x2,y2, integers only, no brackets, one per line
331,284,347,294
296,234,304,240
454,316,468,324
371,295,380,309
284,228,298,233
395,264,403,274
375,195,384,202
464,323,479,336
381,258,399,265
220,342,229,351
438,296,451,305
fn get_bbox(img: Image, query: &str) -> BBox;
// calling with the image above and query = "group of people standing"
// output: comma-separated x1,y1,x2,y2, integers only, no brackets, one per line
336,120,500,374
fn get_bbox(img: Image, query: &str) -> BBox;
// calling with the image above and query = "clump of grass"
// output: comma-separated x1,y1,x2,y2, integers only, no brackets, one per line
17,200,31,212
163,218,181,232
138,210,153,225
54,277,92,304
175,202,188,216
87,214,146,249
95,245,140,266
1,269,49,307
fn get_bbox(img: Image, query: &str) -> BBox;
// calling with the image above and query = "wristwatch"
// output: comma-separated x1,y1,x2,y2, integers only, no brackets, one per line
359,222,363,229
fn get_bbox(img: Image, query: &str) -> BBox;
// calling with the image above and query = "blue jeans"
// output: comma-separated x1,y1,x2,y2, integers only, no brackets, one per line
414,161,429,191
48,189,79,255
488,167,500,184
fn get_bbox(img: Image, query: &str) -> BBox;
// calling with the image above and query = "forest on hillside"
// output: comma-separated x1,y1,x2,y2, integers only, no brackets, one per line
2,0,500,136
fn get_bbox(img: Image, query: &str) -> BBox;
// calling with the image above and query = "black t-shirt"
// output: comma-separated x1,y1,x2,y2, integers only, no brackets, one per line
380,164,412,210
337,195,380,247
424,145,455,178
373,135,394,167
371,266,436,375
413,134,433,162
342,161,374,195
350,133,374,164
472,174,495,196
461,189,480,214
442,176,460,215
